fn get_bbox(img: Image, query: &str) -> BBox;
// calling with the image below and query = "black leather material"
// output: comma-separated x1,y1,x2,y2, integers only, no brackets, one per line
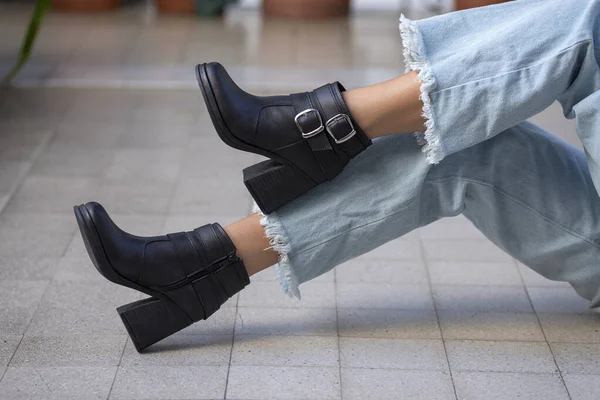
201,62,372,185
85,202,250,322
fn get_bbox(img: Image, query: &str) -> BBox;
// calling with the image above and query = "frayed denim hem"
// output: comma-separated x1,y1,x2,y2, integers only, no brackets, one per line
399,14,441,164
253,203,301,300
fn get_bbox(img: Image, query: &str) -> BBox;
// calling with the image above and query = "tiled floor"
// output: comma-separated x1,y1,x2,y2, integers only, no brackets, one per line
1,2,599,400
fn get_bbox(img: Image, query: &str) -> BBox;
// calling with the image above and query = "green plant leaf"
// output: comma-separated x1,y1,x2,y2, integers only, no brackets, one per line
2,0,52,85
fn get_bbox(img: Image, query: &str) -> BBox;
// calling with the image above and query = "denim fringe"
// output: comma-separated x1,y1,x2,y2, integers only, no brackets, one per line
399,14,442,164
253,203,301,300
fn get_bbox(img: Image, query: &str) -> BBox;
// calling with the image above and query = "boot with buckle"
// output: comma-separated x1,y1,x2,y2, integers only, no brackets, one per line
73,202,250,352
196,62,372,213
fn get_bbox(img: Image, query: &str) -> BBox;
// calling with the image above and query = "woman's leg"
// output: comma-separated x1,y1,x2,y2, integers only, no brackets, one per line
258,121,600,308
224,214,278,276
396,0,600,178
342,71,427,139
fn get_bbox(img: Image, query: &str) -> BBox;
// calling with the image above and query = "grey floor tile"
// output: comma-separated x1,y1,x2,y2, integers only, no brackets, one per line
27,306,132,336
96,214,166,236
336,283,433,310
105,148,182,185
27,280,140,335
110,366,227,400
0,308,36,336
0,335,21,367
562,374,600,400
335,259,428,285
340,337,448,371
116,122,193,149
0,161,29,198
0,211,75,232
0,281,48,335
0,281,48,309
418,216,485,240
53,120,125,149
446,340,557,373
433,285,533,313
180,137,257,178
438,311,545,341
338,309,441,339
550,343,600,375
121,335,232,366
232,334,339,367
53,255,108,283
235,307,338,336
3,176,101,214
177,307,236,336
0,255,59,281
239,281,335,309
0,227,74,258
0,128,51,162
0,366,117,400
528,287,592,314
423,240,512,262
30,148,115,179
360,239,422,260
428,261,522,286
10,335,126,366
342,368,456,400
0,195,8,214
453,371,568,400
169,177,251,216
92,181,174,215
226,366,341,400
537,313,600,343
517,263,571,288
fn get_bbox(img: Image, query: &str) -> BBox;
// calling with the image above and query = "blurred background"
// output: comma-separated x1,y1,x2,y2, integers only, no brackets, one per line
0,1,593,400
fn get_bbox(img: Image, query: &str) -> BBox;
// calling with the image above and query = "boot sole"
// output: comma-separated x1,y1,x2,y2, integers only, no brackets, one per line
73,204,192,352
195,63,318,213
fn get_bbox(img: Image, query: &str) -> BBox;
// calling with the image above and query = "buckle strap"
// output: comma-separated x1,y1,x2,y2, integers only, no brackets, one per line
295,109,324,138
326,113,356,144
291,93,344,180
313,83,370,159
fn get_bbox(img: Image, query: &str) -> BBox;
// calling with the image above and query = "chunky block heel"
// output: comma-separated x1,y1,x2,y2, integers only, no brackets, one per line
117,297,193,352
244,159,317,214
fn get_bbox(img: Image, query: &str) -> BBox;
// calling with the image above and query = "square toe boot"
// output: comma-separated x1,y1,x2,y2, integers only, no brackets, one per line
73,202,250,352
196,62,372,213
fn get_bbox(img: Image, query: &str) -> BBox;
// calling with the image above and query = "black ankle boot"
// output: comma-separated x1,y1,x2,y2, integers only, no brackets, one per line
196,62,372,213
73,202,250,352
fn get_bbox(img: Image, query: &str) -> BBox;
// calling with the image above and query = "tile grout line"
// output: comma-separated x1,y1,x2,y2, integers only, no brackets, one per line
0,335,23,384
223,199,257,399
223,293,240,400
105,337,128,400
515,258,573,400
0,126,56,216
417,235,459,400
0,126,60,380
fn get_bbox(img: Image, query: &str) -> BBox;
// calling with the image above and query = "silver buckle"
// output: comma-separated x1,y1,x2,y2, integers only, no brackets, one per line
295,109,324,138
326,114,356,144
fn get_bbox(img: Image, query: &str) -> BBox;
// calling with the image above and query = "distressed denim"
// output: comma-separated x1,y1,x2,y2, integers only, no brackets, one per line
256,0,600,307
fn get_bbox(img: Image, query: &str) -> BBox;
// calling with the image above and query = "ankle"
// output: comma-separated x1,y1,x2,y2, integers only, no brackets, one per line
342,72,426,140
342,90,379,139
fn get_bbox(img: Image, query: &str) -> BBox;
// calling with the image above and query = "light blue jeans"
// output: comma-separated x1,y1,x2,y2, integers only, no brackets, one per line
256,0,600,307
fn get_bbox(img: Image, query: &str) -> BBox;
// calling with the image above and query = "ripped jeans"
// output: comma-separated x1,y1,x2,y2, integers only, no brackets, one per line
255,0,600,307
